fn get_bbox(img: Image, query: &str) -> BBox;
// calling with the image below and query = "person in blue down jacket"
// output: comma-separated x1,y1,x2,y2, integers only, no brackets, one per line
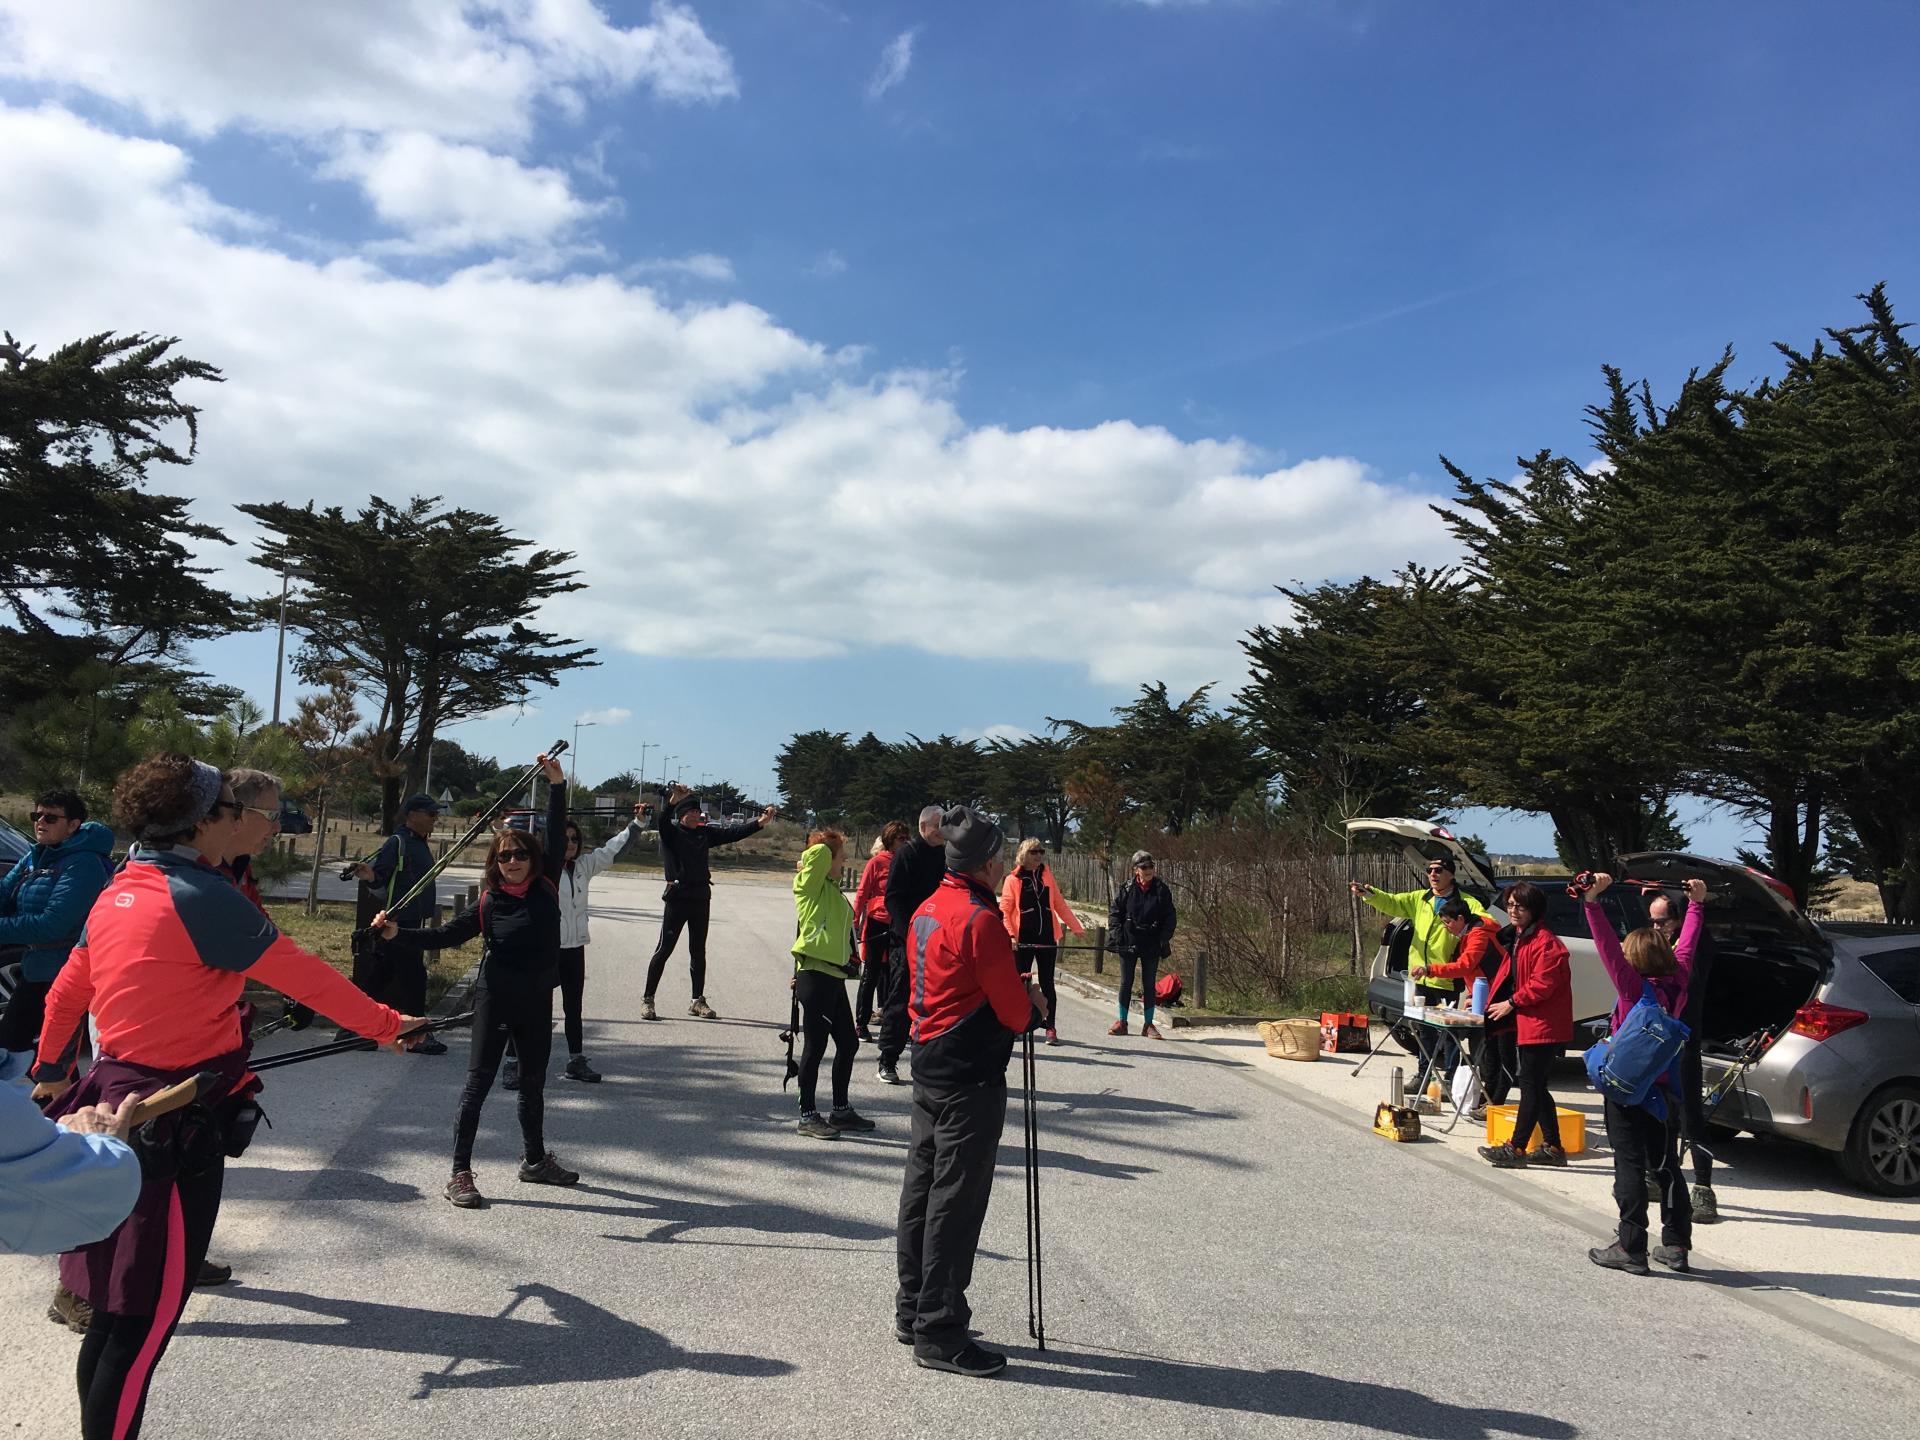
0,788,115,1066
0,1048,142,1255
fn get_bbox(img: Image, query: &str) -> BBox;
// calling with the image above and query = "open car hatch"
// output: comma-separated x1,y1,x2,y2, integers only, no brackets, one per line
1345,817,1498,899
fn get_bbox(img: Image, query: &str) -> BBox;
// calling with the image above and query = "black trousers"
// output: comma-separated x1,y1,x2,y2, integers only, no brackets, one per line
1508,1043,1563,1150
795,968,859,1114
0,975,50,1054
76,1161,223,1440
855,917,891,1029
352,936,426,1017
1117,947,1160,1018
1477,1027,1517,1106
508,946,587,1065
1604,1095,1692,1255
896,1077,1008,1356
644,884,711,1000
1019,941,1059,1033
878,935,910,1066
454,980,553,1172
1410,984,1461,1080
1676,1039,1713,1187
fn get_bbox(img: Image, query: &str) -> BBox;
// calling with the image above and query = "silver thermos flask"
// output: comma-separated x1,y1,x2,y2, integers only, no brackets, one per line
1389,1065,1405,1109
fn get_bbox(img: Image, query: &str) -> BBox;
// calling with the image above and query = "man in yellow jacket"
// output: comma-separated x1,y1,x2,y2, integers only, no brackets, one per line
1351,856,1485,1078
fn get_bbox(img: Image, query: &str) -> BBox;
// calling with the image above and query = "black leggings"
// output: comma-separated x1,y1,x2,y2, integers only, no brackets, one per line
1509,1043,1563,1150
455,981,553,1172
506,947,586,1065
795,968,858,1115
1604,1096,1692,1254
1020,941,1059,1032
644,884,712,999
1117,947,1160,1019
76,1162,223,1440
855,917,890,1028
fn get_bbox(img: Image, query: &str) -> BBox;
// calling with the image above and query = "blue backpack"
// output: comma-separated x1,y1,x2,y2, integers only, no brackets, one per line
1584,982,1690,1119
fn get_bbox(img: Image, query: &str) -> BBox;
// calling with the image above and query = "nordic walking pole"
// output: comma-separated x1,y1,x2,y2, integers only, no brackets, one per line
1023,1025,1046,1350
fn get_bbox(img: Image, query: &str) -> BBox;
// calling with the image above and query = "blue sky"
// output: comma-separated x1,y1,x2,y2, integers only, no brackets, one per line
4,1,1916,856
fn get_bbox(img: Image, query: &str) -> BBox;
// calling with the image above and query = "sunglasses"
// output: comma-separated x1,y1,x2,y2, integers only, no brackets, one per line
498,849,532,863
241,805,280,824
1426,865,1451,874
29,811,70,824
209,800,245,821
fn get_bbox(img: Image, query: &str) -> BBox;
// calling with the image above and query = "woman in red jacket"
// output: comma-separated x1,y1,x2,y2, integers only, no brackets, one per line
853,821,908,1041
1476,881,1573,1168
31,753,417,1440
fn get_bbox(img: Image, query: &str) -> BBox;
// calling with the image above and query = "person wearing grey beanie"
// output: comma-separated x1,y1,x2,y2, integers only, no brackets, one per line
893,804,1046,1378
1108,852,1177,1039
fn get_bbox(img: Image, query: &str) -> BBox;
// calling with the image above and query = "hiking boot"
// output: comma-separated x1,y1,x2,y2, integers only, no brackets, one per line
1045,1028,1059,1047
501,1059,521,1091
1588,1242,1651,1276
828,1106,876,1132
689,996,719,1019
1479,1143,1529,1169
797,1111,841,1140
563,1055,602,1083
914,1341,1007,1377
1142,1022,1164,1040
876,1061,902,1086
410,1035,448,1055
518,1152,580,1186
1691,1184,1720,1223
893,1320,914,1345
1107,1019,1129,1036
857,1025,875,1043
445,1171,486,1209
194,1259,233,1287
1652,1244,1691,1273
641,996,658,1021
1531,1145,1569,1168
1468,1103,1488,1124
48,1285,92,1334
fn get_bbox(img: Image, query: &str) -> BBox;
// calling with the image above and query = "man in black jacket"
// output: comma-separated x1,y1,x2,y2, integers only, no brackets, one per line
875,805,947,1085
641,787,776,1021
345,793,445,1048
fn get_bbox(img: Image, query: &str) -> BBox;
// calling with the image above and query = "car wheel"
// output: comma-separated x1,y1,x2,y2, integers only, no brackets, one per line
1841,1083,1920,1198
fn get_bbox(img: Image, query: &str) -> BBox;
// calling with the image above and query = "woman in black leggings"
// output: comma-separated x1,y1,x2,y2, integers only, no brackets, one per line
790,828,873,1140
376,754,577,1209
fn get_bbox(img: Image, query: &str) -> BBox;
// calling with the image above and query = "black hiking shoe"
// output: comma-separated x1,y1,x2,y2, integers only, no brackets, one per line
194,1260,233,1287
894,1321,914,1344
445,1171,486,1209
410,1036,448,1055
1691,1184,1720,1223
914,1341,1007,1377
828,1106,876,1132
1479,1142,1529,1169
1531,1144,1569,1168
563,1055,602,1083
1652,1244,1691,1273
1588,1242,1651,1276
518,1152,580,1186
876,1061,902,1086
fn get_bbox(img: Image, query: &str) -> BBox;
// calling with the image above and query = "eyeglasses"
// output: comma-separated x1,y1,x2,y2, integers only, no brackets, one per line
241,805,281,825
498,850,532,863
1649,914,1680,930
29,811,70,825
209,800,244,821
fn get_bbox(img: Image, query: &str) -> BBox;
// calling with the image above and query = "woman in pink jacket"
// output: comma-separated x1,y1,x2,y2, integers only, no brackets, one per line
1000,840,1085,1046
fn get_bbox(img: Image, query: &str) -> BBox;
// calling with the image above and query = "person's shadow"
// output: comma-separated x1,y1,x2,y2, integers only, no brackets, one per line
999,1342,1577,1440
178,1282,793,1398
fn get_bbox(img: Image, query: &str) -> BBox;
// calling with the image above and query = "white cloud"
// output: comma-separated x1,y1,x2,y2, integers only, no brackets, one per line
0,0,737,145
576,707,634,725
807,249,850,277
867,28,919,100
626,252,735,282
0,104,1462,696
322,133,609,253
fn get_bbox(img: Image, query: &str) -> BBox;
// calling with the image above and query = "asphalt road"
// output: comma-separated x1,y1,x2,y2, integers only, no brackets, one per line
6,870,1915,1439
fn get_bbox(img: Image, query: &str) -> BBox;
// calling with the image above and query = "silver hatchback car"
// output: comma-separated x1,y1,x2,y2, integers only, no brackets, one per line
1621,853,1920,1197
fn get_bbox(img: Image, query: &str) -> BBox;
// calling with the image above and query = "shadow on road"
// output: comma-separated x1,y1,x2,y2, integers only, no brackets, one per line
221,1167,424,1205
178,1283,793,1397
1000,1342,1577,1439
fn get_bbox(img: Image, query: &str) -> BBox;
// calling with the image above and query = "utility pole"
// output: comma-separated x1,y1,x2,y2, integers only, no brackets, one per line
271,569,292,725
570,719,597,787
637,740,652,794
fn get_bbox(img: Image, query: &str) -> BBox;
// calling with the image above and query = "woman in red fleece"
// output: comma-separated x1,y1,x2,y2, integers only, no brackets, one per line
853,820,908,1040
1474,881,1574,1169
31,753,417,1440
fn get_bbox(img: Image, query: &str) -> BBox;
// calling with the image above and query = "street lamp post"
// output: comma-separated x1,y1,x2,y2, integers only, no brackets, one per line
270,569,296,725
637,740,652,794
570,720,597,787
663,755,677,793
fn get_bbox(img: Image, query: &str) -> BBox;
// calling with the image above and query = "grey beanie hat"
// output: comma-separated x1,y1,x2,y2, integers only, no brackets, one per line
1130,850,1155,870
940,805,1004,874
139,758,224,840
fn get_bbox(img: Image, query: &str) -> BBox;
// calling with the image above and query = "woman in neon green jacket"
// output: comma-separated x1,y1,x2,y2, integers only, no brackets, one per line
791,828,874,1140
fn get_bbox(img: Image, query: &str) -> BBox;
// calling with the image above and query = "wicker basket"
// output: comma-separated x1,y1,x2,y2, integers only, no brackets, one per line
1258,1018,1321,1062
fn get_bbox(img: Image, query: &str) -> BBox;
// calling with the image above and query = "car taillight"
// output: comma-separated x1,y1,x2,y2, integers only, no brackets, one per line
1788,1001,1869,1043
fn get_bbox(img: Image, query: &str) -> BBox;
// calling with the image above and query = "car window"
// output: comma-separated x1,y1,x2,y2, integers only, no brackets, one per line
1860,947,1920,1005
1534,885,1644,940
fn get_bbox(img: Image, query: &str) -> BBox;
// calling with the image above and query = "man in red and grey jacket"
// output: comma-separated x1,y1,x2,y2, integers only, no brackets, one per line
894,806,1047,1378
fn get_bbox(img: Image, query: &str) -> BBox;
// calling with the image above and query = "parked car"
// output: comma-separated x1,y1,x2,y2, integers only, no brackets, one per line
277,803,314,835
1355,818,1920,1195
0,815,34,986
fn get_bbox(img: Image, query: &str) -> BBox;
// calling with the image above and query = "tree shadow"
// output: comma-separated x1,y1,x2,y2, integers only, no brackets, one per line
1045,1087,1240,1121
1685,1264,1920,1310
486,1181,898,1246
178,1283,793,1396
220,1168,424,1205
999,1342,1576,1439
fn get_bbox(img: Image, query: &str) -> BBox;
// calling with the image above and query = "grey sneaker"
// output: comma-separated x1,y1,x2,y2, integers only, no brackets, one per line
1588,1242,1651,1276
501,1059,520,1091
689,996,719,1019
518,1152,580,1186
828,1106,877,1132
876,1061,902,1086
641,996,658,1021
797,1111,841,1140
1691,1184,1720,1223
1652,1244,1690,1272
563,1055,601,1083
445,1171,486,1209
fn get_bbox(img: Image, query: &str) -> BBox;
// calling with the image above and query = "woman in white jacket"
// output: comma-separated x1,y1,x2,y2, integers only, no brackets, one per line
506,802,649,1089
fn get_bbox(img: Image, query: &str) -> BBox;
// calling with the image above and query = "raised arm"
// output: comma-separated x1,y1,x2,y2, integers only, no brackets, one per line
1354,886,1419,921
793,842,835,900
575,813,644,884
1672,880,1708,997
540,758,568,885
1584,900,1639,1003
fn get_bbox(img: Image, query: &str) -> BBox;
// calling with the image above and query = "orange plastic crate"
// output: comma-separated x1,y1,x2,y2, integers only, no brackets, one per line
1484,1103,1586,1155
